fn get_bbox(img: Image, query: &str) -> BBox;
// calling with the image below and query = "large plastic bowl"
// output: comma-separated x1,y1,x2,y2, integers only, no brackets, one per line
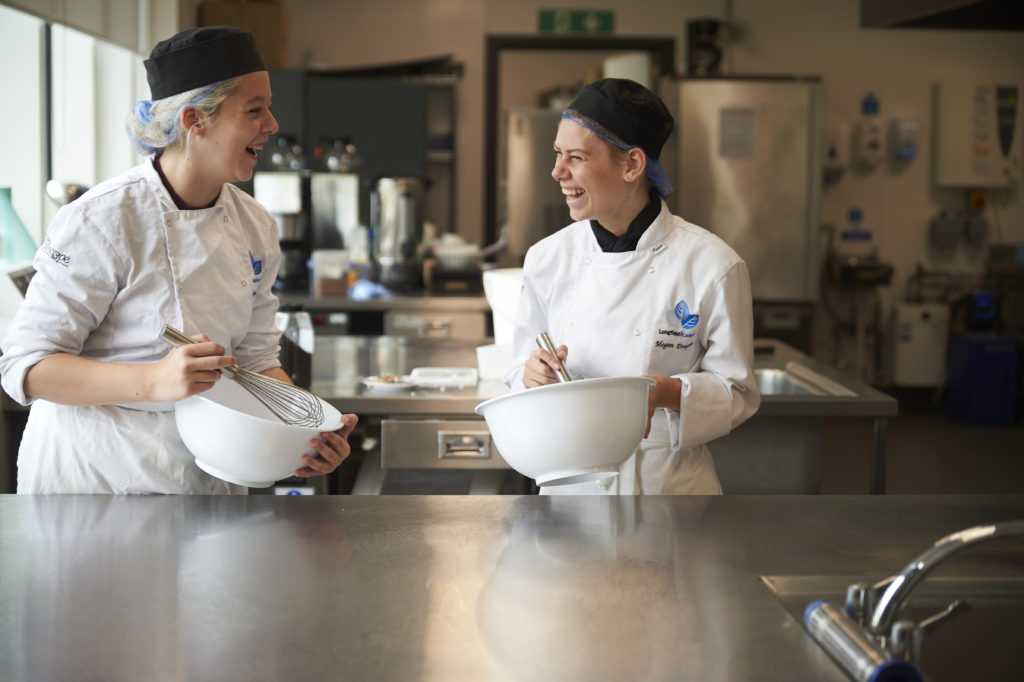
175,378,343,488
475,376,655,487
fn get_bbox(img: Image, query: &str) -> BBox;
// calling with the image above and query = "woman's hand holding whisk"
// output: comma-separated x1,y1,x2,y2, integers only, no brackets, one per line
295,413,359,478
145,333,236,402
523,344,569,388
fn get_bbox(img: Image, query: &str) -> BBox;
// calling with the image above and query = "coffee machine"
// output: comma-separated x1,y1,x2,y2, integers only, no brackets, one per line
311,137,369,268
253,135,310,292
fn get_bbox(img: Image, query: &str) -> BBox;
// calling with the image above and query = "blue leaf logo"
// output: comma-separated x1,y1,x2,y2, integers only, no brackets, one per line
673,299,699,331
249,250,263,281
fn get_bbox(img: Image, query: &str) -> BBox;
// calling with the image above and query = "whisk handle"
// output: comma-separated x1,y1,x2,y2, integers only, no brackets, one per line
536,332,571,383
160,324,238,378
160,324,196,347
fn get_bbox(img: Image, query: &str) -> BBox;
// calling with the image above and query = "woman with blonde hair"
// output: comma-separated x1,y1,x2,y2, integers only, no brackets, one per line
0,26,356,493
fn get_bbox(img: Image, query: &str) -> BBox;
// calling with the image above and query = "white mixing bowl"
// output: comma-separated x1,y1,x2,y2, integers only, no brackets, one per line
475,376,655,487
175,378,343,488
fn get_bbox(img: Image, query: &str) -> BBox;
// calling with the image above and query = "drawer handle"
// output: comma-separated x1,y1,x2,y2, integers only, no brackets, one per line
439,432,490,459
421,320,452,338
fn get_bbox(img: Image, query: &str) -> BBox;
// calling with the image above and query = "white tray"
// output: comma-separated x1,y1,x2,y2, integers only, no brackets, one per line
404,367,479,388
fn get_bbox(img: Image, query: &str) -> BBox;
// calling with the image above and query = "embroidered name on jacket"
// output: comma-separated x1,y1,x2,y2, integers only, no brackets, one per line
654,298,699,350
249,250,263,283
41,238,71,267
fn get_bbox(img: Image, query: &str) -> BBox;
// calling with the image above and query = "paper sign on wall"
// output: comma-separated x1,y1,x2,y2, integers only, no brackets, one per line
719,107,756,159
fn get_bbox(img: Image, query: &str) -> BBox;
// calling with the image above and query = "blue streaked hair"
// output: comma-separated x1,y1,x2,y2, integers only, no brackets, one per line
124,77,240,156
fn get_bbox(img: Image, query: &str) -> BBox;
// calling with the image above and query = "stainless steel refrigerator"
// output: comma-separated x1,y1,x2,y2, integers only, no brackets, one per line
677,77,823,304
502,108,571,263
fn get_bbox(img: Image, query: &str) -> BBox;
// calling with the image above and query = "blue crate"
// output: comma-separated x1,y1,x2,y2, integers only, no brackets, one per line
946,333,1020,425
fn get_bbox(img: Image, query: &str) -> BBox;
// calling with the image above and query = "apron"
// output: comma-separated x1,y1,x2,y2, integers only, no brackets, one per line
18,201,259,494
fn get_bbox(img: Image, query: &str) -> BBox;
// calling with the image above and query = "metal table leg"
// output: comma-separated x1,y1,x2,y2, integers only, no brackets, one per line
469,469,506,495
869,417,888,494
351,450,386,495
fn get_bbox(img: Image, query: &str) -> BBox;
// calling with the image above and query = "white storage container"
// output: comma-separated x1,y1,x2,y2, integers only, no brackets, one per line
892,303,950,387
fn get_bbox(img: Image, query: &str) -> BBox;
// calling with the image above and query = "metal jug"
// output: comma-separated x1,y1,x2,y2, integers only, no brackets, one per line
371,176,424,290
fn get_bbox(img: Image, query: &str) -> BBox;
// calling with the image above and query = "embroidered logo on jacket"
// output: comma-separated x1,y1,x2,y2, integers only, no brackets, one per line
672,299,699,338
249,250,263,283
41,238,70,267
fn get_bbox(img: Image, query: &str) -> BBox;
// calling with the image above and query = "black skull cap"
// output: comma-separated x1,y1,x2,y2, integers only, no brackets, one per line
566,78,674,161
144,25,265,100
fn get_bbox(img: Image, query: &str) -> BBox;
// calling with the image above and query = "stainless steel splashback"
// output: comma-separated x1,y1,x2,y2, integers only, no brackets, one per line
678,78,823,301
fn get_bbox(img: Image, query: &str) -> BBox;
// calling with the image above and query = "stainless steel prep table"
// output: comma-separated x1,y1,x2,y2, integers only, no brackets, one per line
312,335,897,419
310,335,504,418
1,494,1021,681
311,336,897,494
310,334,512,493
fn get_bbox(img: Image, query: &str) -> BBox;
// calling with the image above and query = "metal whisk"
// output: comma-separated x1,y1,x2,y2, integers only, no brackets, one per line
160,324,325,428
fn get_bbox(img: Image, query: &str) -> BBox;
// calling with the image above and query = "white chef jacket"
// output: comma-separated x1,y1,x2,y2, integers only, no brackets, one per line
0,158,282,494
505,200,760,495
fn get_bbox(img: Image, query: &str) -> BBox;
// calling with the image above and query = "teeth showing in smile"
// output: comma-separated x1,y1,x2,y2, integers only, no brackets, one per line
246,144,263,156
563,188,584,198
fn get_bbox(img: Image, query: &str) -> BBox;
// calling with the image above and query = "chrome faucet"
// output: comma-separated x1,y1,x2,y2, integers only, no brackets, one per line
866,519,1024,636
805,519,1024,682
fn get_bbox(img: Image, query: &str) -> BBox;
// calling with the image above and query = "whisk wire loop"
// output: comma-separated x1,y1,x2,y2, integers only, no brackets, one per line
160,324,325,428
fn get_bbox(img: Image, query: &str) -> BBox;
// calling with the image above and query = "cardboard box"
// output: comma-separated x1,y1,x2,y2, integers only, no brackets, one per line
199,1,289,68
313,277,349,297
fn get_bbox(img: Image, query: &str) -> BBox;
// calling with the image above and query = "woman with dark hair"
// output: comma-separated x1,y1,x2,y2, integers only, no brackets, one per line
0,26,356,493
507,78,760,494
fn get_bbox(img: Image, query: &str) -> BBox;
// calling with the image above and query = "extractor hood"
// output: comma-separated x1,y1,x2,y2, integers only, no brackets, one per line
861,0,1024,30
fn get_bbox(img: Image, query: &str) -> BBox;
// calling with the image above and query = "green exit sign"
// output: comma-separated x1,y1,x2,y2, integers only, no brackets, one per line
538,9,615,35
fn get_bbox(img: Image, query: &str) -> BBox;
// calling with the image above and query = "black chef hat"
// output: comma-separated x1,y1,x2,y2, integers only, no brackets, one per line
562,78,675,196
144,26,265,100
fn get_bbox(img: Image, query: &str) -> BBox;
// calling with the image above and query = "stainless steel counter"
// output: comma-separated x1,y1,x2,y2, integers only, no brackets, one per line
749,339,897,418
311,335,499,417
311,336,898,494
280,293,493,313
311,336,897,419
1,494,1021,681
0,335,897,495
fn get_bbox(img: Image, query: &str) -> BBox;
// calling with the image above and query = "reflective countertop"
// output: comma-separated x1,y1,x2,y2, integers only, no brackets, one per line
1,494,1021,681
279,293,493,313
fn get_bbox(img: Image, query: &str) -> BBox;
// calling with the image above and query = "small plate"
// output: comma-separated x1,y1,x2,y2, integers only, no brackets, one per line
362,376,415,393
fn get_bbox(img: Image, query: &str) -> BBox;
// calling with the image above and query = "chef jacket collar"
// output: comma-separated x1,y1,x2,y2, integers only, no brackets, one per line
153,156,219,210
591,189,661,253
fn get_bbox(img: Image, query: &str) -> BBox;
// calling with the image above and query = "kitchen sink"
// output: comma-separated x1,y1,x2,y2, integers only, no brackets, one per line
761,574,1024,682
754,362,857,397
755,368,813,395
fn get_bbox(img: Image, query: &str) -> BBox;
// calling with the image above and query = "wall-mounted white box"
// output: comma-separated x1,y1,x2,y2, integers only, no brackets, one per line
892,303,950,387
933,80,1021,187
890,118,919,161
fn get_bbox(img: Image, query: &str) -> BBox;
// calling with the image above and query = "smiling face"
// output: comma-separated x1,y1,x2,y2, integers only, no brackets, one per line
551,118,647,235
195,71,278,185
